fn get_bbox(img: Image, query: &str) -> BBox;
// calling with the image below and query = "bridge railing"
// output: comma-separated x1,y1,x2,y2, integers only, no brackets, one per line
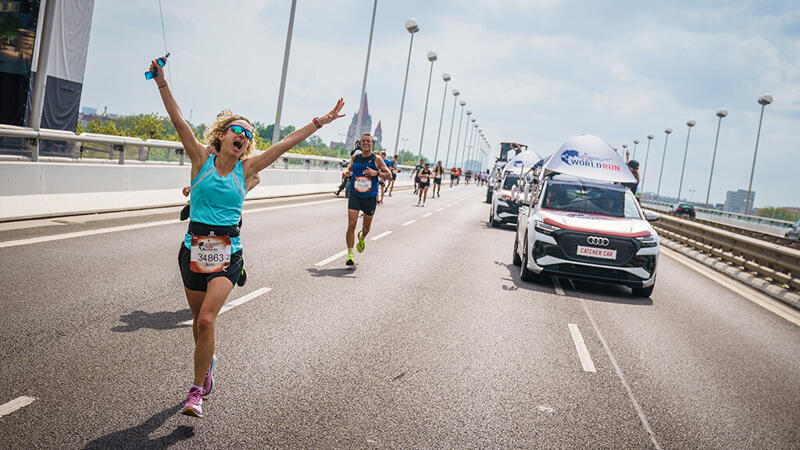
0,125,415,171
641,199,794,236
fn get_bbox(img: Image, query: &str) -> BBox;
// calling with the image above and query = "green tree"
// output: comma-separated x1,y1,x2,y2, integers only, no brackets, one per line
757,207,800,222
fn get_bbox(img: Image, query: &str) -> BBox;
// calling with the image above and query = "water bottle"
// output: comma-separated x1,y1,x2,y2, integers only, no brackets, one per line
144,53,170,80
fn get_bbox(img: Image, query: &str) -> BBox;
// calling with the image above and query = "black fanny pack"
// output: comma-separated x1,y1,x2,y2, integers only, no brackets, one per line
188,221,240,238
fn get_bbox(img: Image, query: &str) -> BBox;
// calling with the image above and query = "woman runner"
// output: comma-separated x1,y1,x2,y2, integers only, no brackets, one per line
149,59,344,418
417,162,432,207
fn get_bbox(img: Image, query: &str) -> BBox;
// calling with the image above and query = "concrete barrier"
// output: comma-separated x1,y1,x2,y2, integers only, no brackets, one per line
0,161,412,221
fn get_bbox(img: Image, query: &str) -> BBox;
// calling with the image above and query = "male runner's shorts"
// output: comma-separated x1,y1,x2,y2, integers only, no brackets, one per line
434,177,442,185
391,173,397,181
348,195,377,216
450,174,455,180
414,176,420,184
419,182,430,189
179,245,243,292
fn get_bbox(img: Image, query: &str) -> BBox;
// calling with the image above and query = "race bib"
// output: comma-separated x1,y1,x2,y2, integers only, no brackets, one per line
419,176,429,183
435,174,442,179
354,176,372,193
190,234,231,273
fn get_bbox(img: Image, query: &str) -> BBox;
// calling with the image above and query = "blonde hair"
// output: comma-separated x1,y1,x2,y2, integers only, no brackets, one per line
203,110,256,160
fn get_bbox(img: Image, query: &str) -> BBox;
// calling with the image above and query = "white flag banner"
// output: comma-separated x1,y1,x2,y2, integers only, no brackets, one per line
543,135,637,184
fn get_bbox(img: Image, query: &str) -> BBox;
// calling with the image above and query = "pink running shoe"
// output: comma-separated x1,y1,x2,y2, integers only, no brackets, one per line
180,386,203,418
202,354,217,396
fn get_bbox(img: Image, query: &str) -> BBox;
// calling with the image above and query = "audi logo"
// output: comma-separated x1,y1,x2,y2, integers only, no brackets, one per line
587,236,609,246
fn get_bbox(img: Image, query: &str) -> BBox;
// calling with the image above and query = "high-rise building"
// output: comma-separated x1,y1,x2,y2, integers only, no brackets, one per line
374,121,382,148
345,93,372,150
724,189,755,215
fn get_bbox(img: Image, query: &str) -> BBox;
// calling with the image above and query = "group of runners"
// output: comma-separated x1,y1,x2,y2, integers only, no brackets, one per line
149,57,485,418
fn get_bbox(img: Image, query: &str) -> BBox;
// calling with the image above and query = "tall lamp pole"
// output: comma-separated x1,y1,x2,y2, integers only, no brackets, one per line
704,108,728,207
462,117,475,169
656,128,673,201
676,119,696,202
432,72,451,164
444,89,460,167
641,134,654,193
452,101,466,168
745,93,773,215
459,110,472,168
392,18,419,155
632,139,640,159
416,51,438,161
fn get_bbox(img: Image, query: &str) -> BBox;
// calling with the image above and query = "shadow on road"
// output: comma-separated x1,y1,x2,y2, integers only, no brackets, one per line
494,261,556,294
306,267,358,278
84,404,194,449
112,309,192,332
568,279,654,306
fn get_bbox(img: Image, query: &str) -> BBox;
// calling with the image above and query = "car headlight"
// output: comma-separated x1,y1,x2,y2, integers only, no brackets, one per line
636,234,659,247
535,220,561,235
499,194,511,201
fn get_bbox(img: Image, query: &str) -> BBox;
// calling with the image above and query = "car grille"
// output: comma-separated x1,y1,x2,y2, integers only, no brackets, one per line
552,231,640,267
543,263,645,285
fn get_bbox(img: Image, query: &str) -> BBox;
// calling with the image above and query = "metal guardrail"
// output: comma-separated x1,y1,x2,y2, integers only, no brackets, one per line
0,125,415,171
641,199,794,229
648,211,800,291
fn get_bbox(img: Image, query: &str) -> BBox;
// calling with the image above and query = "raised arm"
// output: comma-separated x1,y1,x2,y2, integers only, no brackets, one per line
148,60,206,167
245,99,345,175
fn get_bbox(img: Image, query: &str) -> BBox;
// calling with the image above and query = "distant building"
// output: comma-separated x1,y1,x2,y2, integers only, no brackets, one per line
374,121,382,148
724,189,755,215
81,106,97,115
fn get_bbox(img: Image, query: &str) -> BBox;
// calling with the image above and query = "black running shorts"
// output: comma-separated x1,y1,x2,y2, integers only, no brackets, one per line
179,244,243,292
433,177,442,185
348,195,377,216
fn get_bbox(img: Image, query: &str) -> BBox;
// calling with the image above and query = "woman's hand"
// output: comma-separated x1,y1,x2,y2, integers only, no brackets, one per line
318,98,346,126
149,59,166,86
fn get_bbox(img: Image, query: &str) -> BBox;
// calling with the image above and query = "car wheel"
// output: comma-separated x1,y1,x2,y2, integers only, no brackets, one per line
489,208,499,227
632,284,654,297
512,234,522,266
520,236,539,282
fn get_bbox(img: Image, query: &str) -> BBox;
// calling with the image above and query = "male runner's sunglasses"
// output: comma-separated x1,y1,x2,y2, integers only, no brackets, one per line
228,125,253,140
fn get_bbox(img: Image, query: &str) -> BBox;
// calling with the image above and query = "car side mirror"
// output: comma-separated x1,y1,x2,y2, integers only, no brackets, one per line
644,211,660,222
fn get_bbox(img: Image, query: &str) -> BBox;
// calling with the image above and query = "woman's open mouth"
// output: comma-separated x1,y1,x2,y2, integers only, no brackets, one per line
233,141,243,150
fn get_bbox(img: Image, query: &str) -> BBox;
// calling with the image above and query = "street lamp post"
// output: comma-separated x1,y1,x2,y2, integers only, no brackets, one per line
462,117,475,169
416,51,438,161
392,18,420,156
444,89,459,167
676,119,696,202
355,0,378,140
656,128,673,201
271,0,298,146
641,134,654,192
622,144,627,157
459,110,472,168
745,94,773,215
452,101,466,168
632,139,640,159
704,108,727,207
432,72,451,165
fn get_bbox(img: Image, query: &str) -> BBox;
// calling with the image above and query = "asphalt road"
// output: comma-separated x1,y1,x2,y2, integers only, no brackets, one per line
1,185,799,449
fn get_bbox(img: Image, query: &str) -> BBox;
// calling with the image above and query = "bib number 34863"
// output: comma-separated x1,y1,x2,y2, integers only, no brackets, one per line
190,235,231,273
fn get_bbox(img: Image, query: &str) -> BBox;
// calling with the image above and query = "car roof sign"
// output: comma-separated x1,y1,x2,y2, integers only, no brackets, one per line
503,148,543,173
542,135,637,184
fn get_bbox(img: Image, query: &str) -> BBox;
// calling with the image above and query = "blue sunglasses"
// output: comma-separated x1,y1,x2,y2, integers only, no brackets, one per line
228,124,253,140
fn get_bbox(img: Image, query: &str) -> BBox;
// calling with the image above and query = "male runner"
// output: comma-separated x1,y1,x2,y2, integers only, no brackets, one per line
432,160,444,198
450,166,458,187
411,158,424,194
378,150,389,204
387,154,399,196
343,133,392,266
417,162,432,207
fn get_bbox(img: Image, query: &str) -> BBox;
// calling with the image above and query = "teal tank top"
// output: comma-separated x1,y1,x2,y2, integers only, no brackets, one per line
183,154,246,252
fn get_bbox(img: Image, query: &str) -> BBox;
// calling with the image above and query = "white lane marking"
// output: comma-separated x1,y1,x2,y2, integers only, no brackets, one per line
661,247,800,327
371,231,392,241
568,324,597,372
402,220,416,226
0,396,36,418
179,287,271,326
315,249,349,267
579,299,662,450
446,203,453,207
436,208,443,212
422,212,432,218
0,198,342,249
552,277,566,296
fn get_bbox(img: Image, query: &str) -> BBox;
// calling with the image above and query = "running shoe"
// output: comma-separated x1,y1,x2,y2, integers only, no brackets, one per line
237,268,247,287
357,231,366,253
181,386,204,418
202,354,217,396
346,251,355,266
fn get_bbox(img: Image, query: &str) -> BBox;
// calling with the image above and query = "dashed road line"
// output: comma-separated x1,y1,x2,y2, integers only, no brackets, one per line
422,212,432,218
179,287,271,326
316,250,348,267
446,203,453,207
402,220,416,226
371,231,392,241
568,323,597,372
436,208,443,212
0,396,36,418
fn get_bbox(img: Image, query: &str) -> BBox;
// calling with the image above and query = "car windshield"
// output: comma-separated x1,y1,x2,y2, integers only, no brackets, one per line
502,173,520,190
542,182,641,219
679,203,694,209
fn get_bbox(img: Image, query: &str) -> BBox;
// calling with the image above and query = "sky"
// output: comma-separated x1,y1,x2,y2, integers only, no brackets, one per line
80,0,800,208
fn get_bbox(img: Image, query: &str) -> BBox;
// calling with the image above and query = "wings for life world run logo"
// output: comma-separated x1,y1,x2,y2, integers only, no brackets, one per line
560,150,620,172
